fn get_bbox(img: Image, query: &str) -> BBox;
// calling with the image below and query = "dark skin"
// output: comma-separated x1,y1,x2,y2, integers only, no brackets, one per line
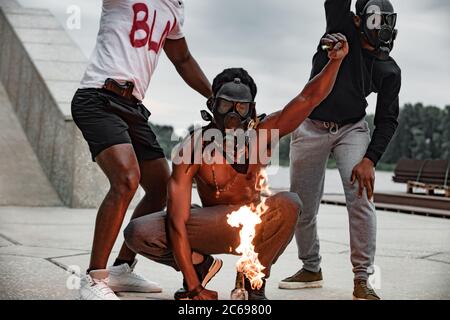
89,37,212,271
164,38,213,99
114,157,170,262
167,34,349,300
350,15,377,200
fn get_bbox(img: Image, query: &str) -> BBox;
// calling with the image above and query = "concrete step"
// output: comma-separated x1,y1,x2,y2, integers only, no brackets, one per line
0,83,62,206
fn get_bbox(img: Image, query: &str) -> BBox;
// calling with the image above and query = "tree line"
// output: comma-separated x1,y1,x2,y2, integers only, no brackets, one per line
370,103,450,166
150,103,450,171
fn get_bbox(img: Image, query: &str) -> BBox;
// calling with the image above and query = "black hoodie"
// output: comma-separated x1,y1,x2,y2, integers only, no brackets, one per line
308,0,401,165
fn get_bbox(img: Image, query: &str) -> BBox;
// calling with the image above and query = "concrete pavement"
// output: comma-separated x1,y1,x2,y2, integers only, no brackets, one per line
0,204,449,300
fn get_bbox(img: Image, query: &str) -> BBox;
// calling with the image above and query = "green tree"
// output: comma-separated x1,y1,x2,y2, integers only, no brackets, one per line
278,134,291,166
150,103,450,169
149,122,180,159
379,103,449,164
442,105,450,159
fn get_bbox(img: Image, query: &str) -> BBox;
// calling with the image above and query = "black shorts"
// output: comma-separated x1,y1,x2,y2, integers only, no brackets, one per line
71,88,165,162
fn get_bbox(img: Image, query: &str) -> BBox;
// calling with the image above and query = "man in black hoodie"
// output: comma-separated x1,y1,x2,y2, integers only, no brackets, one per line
279,0,401,300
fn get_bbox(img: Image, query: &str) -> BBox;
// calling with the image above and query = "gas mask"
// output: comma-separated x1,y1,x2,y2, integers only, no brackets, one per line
360,0,398,60
204,78,256,133
200,78,257,174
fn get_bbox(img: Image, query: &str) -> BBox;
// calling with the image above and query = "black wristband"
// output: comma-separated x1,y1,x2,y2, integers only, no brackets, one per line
187,284,204,299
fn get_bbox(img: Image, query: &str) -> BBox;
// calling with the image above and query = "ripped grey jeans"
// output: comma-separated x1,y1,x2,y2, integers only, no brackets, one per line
290,118,376,280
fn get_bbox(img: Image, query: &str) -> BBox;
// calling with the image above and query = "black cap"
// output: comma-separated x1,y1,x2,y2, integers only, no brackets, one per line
215,78,254,103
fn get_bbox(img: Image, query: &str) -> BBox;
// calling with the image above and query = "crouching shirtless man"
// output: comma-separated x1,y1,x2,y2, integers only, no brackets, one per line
124,34,348,300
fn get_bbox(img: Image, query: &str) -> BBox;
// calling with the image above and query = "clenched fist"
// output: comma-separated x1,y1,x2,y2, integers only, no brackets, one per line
321,33,349,60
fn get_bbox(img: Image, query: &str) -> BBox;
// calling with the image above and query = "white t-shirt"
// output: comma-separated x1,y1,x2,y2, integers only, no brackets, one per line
80,0,185,101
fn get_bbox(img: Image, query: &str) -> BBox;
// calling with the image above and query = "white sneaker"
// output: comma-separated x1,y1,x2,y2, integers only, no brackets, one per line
79,269,120,300
108,259,162,293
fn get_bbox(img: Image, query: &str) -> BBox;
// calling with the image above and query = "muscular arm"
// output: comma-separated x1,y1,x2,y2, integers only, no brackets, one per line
260,34,349,138
166,161,201,291
164,37,212,98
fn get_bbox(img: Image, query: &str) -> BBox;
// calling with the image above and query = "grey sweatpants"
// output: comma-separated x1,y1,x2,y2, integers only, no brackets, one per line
124,192,301,278
290,118,376,280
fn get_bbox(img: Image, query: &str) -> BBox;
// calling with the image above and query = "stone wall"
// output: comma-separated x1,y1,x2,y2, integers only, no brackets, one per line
0,0,112,207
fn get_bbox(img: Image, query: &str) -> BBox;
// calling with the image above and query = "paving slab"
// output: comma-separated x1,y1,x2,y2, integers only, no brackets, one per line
0,245,87,259
0,206,129,252
1,204,448,300
0,236,14,247
0,255,78,300
426,252,450,264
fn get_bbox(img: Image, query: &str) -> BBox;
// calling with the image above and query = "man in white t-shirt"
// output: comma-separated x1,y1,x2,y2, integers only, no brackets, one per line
71,0,213,300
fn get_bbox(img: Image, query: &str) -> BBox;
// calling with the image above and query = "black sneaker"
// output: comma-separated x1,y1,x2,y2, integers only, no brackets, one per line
174,288,190,300
278,268,323,289
174,255,222,300
353,279,380,300
244,276,268,300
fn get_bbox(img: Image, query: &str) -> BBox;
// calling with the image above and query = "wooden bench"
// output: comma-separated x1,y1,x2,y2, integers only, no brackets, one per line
393,159,450,197
407,181,450,197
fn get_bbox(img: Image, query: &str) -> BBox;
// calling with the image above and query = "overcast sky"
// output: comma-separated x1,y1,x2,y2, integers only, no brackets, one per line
18,0,450,132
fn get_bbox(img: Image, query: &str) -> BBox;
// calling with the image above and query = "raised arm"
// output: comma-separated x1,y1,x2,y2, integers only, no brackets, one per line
260,34,349,138
325,0,352,33
164,37,212,98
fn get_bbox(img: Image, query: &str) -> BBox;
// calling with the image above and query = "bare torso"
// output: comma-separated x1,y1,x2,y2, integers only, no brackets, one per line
194,162,263,207
190,127,270,207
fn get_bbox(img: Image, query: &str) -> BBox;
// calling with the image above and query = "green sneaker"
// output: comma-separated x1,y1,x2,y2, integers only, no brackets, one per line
278,268,323,289
352,280,380,300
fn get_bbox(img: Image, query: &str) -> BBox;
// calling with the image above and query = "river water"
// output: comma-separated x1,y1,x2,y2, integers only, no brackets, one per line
266,166,404,194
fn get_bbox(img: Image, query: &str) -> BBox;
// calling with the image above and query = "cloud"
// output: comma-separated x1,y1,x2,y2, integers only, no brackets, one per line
17,0,450,130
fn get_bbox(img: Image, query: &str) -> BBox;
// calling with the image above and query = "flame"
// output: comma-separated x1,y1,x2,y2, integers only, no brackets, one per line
226,169,272,290
256,169,272,196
